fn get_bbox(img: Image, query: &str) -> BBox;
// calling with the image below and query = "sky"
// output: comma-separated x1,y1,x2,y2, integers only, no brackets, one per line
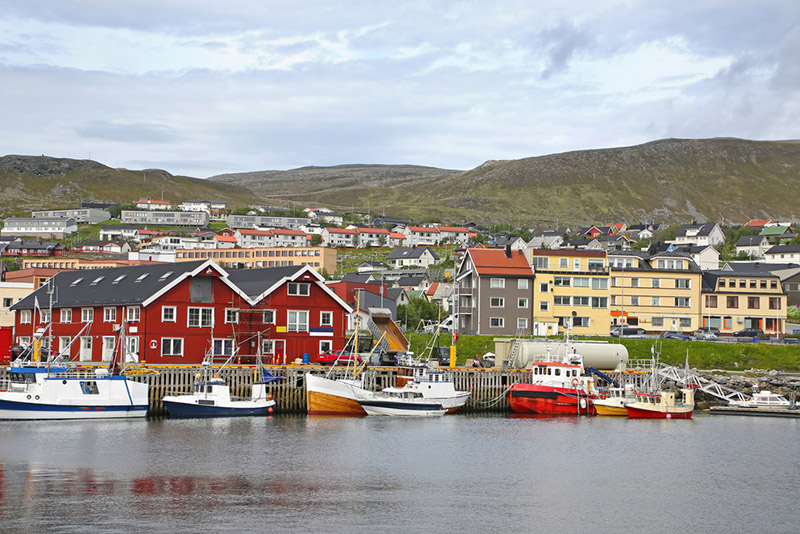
1,0,799,178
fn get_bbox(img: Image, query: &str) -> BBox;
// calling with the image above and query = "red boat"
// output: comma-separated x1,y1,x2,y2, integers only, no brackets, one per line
624,389,695,419
508,357,596,416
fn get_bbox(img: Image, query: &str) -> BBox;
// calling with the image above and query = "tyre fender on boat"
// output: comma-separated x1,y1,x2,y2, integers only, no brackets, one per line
579,398,587,409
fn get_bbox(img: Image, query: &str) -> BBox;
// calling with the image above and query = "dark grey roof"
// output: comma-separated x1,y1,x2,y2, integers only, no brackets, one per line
387,247,439,261
672,245,716,254
224,265,304,299
12,261,209,310
7,240,61,250
340,273,374,284
676,223,717,237
724,261,800,272
101,224,146,231
396,275,425,287
736,235,766,247
765,244,800,254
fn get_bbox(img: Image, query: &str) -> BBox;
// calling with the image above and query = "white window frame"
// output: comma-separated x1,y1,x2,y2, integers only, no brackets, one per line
518,298,528,308
161,338,184,357
188,307,213,327
490,297,505,308
490,278,505,289
652,296,660,306
489,317,505,328
540,301,549,311
213,338,234,356
225,308,239,324
518,279,529,290
82,308,94,323
20,309,31,324
60,308,72,323
104,307,117,323
517,318,528,329
288,282,310,296
263,309,276,324
261,339,275,355
162,306,176,322
319,339,333,353
287,310,309,332
630,296,639,306
320,311,333,327
126,306,140,322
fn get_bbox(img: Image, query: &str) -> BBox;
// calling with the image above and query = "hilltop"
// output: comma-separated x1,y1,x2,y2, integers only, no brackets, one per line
3,138,800,226
0,155,257,216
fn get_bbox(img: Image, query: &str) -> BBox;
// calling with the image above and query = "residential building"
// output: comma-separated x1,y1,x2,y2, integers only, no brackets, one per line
1,217,77,238
355,227,391,247
321,227,359,247
236,229,276,248
455,248,536,336
701,270,786,335
402,226,440,246
31,208,111,224
764,244,800,263
177,199,226,212
735,235,770,259
386,247,440,269
673,222,725,247
0,281,35,326
527,235,563,249
308,209,344,226
1,240,65,257
529,249,611,337
10,260,351,364
226,214,310,230
723,262,800,308
172,246,337,273
100,225,147,242
436,226,471,244
121,210,210,227
608,251,703,333
72,241,131,255
135,199,172,211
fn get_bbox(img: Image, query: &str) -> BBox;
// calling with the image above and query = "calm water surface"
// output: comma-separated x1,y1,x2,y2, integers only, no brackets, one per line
0,414,798,533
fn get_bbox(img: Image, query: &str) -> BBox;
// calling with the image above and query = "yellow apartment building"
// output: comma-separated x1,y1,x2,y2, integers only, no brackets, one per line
608,251,703,333
529,249,611,336
701,270,786,335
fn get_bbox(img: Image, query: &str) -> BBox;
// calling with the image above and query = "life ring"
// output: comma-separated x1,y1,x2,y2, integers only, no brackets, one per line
571,378,580,387
599,392,607,400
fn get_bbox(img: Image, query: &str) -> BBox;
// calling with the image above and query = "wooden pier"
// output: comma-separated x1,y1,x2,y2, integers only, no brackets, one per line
1,365,523,415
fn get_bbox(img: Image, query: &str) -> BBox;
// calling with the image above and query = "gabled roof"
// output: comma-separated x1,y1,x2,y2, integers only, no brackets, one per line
466,248,535,277
436,226,469,233
214,235,238,243
407,226,440,233
387,247,439,260
759,225,791,236
765,244,800,254
356,227,390,234
238,229,274,236
324,227,358,235
736,235,767,247
389,232,406,239
745,219,771,227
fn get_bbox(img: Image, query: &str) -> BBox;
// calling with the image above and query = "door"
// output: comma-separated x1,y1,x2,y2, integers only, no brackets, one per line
125,336,139,363
80,336,92,362
274,340,286,364
102,336,116,362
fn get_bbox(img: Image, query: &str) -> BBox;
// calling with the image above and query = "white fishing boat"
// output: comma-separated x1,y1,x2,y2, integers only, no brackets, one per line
356,391,446,416
729,390,793,409
0,327,148,420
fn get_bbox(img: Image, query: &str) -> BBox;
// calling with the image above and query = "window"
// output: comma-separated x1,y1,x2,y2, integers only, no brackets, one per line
540,301,549,311
611,277,618,287
60,308,72,323
727,296,739,309
675,297,691,307
760,280,767,289
651,278,660,288
287,310,309,332
718,279,726,288
572,277,589,287
104,307,116,323
652,317,664,327
518,298,528,308
20,309,31,324
161,338,183,357
591,297,608,308
559,258,568,268
747,297,760,309
630,296,639,306
630,278,639,288
225,308,239,324
162,306,176,322
188,307,213,327
592,278,608,290
40,310,51,323
59,336,71,355
770,280,778,289
262,339,275,355
554,276,570,286
554,296,570,306
739,280,746,288
2,297,12,308
651,297,660,306
82,308,93,322
573,296,589,306
676,279,690,289
517,318,528,329
490,278,505,289
126,306,140,322
573,317,590,327
705,295,717,308
769,297,782,310
320,339,333,353
750,280,757,289
680,318,691,328
573,258,581,271
263,309,276,324
320,311,333,326
213,338,234,356
489,317,504,328
588,259,604,271
288,282,310,296
518,279,529,290
490,297,505,308
532,257,549,270
539,283,548,293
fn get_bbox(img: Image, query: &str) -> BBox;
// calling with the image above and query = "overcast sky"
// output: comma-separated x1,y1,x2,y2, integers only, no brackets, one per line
1,1,798,178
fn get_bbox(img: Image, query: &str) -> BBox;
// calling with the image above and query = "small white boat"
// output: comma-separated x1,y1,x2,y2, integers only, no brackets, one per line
729,390,793,409
391,364,470,413
357,391,446,416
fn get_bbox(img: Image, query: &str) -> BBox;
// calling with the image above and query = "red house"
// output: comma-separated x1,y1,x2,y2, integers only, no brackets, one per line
11,260,351,365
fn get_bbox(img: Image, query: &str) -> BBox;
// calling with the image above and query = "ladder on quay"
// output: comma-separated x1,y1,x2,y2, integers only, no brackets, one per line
655,362,752,404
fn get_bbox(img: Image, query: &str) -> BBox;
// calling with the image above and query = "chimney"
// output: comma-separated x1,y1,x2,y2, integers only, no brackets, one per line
505,244,512,258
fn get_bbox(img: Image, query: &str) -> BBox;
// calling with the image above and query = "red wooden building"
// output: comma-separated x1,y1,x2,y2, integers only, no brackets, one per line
10,260,351,365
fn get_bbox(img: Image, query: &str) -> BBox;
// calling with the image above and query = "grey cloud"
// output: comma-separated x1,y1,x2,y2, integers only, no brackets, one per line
532,21,593,80
76,121,183,143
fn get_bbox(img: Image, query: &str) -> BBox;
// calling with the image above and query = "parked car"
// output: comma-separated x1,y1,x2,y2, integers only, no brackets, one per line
611,326,647,338
733,328,764,338
695,326,720,335
693,329,718,341
659,330,691,341
316,350,362,365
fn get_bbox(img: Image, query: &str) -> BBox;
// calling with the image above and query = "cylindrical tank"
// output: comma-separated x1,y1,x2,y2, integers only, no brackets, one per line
511,340,628,371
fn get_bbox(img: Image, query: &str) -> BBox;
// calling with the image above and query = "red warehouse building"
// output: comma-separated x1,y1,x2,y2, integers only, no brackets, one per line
11,260,351,365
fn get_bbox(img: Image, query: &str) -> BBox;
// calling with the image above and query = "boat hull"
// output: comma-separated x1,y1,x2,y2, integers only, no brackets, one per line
358,399,446,416
508,384,595,416
593,403,628,416
305,373,367,415
163,398,274,418
0,398,147,420
625,405,693,419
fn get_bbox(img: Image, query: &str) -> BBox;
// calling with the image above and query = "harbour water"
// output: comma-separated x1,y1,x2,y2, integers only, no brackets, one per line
0,414,798,533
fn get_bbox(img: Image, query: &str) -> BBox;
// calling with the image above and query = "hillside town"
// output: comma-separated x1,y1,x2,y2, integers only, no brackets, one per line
1,197,799,364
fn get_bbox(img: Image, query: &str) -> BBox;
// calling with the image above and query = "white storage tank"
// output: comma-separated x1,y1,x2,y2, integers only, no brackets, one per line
509,340,629,371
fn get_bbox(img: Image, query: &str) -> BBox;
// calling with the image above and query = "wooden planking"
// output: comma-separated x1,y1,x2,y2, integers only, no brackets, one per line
0,366,526,414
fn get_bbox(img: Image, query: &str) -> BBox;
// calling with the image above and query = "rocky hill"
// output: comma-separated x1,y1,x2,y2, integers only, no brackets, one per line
0,155,257,216
3,138,800,226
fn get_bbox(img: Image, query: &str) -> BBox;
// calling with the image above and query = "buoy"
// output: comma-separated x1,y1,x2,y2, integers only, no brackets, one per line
579,398,587,409
268,407,273,413
666,413,672,419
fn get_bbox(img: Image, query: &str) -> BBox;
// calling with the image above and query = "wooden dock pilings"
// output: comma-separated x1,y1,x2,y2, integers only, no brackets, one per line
1,365,522,415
